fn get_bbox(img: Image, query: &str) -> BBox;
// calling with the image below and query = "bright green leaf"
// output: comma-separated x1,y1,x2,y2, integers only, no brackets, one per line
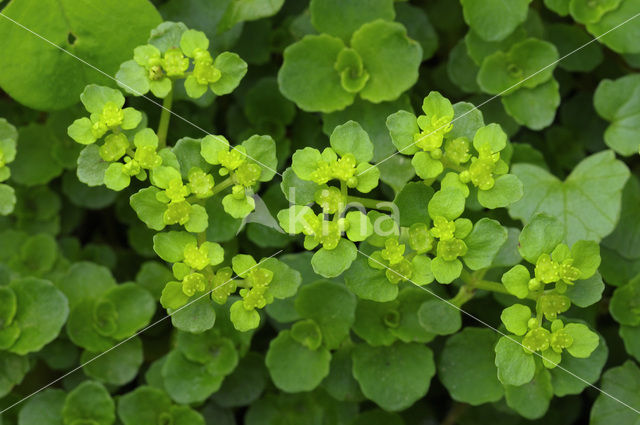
502,265,531,299
564,323,600,358
351,20,422,103
510,151,629,245
460,0,532,42
311,239,358,278
309,0,395,41
438,328,504,405
417,300,461,335
594,74,640,156
494,335,535,386
352,342,435,411
265,330,331,393
295,280,356,349
501,304,532,336
463,218,508,270
278,35,353,113
62,381,115,425
0,0,161,110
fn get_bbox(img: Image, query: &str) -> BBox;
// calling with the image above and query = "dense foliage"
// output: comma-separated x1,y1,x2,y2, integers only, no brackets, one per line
0,0,639,424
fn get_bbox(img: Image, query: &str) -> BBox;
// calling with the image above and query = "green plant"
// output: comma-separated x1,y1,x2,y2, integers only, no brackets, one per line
0,119,17,216
1,0,640,424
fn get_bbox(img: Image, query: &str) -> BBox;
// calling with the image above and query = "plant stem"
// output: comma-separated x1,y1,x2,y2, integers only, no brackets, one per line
475,279,538,301
472,279,512,295
450,285,475,307
211,176,234,196
346,195,393,211
453,270,538,307
340,181,347,199
157,87,173,149
186,177,234,205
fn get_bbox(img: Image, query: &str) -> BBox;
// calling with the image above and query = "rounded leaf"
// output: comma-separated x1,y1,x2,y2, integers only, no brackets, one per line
62,381,115,425
502,264,531,299
153,231,197,263
610,277,640,326
117,386,173,425
295,280,356,349
477,39,558,95
329,121,374,164
477,174,524,209
586,0,640,54
17,389,66,425
82,337,144,386
265,330,331,393
590,361,640,425
229,300,260,332
130,187,167,231
210,52,248,96
438,328,504,405
170,297,216,334
278,35,353,113
417,300,461,335
344,255,399,302
311,239,358,278
101,284,156,340
460,0,532,42
509,151,630,245
428,188,465,220
504,367,553,419
386,110,420,155
501,78,561,130
594,74,640,155
494,336,535,386
463,218,508,270
309,0,395,41
352,342,435,411
501,304,532,336
351,20,422,103
9,278,69,355
564,323,600,358
162,350,223,404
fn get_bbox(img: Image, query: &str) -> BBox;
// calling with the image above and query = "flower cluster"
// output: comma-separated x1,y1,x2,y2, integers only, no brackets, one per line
388,91,522,209
67,85,143,147
116,25,247,99
200,134,277,219
499,215,602,368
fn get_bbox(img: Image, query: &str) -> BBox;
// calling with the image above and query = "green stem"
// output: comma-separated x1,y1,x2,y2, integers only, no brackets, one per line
346,195,393,211
472,280,513,296
475,279,538,301
186,177,234,204
339,181,348,217
450,285,475,307
157,87,174,149
211,177,234,196
458,269,538,301
340,181,348,201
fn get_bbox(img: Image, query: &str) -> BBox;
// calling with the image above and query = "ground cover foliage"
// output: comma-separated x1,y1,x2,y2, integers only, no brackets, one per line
0,0,640,424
